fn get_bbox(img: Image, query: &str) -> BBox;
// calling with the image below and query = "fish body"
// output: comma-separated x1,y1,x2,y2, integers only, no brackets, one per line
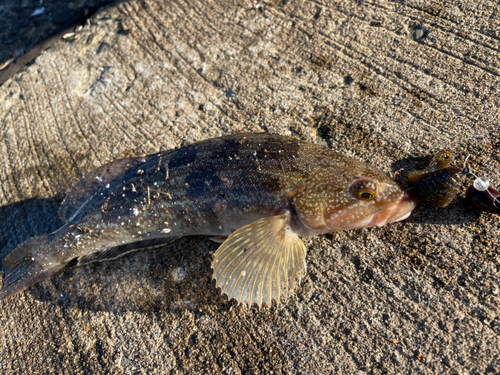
408,149,463,208
1,133,416,305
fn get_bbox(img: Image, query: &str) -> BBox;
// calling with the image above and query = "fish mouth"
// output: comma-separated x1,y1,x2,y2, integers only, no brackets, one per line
371,190,418,227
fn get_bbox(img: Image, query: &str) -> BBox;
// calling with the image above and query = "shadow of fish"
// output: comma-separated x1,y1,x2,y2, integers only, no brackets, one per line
0,133,416,306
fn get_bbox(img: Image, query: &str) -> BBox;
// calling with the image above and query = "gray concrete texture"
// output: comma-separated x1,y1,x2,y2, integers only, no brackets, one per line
0,0,119,85
0,0,499,373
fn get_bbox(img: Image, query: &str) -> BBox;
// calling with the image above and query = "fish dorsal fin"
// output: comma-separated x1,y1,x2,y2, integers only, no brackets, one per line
59,156,150,222
212,213,307,307
77,236,181,266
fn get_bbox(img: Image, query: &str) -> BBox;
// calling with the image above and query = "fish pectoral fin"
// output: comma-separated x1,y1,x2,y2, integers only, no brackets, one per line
77,237,181,265
211,213,307,307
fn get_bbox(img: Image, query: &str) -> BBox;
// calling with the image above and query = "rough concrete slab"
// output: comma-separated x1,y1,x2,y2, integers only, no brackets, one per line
0,0,499,373
0,0,118,85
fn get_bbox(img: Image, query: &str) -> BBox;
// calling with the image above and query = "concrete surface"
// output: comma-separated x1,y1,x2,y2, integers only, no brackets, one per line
0,0,118,85
0,0,499,373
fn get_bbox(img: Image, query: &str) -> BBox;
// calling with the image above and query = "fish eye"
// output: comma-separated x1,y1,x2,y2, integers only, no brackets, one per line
357,189,376,200
350,179,377,200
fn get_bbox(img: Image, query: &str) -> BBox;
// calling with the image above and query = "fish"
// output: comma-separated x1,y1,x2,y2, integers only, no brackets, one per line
0,133,417,306
408,149,463,208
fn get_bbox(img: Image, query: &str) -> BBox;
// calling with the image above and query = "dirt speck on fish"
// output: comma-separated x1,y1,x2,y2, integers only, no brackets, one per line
0,133,417,306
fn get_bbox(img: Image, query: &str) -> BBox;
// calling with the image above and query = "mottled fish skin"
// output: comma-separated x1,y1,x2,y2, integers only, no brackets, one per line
408,149,463,208
0,133,417,303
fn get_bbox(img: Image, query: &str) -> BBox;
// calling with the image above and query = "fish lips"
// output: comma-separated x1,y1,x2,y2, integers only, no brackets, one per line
371,190,418,227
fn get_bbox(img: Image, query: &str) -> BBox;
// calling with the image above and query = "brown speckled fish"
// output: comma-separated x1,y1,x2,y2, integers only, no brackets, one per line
0,133,416,306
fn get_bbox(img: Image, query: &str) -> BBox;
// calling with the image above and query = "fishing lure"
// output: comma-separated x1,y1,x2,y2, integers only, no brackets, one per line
465,170,500,214
409,149,500,213
408,150,463,208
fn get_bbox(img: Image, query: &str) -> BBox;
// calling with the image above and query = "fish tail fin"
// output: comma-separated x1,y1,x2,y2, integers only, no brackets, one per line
0,235,65,301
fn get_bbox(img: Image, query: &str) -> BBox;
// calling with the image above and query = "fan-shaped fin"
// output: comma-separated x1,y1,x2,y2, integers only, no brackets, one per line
212,213,307,307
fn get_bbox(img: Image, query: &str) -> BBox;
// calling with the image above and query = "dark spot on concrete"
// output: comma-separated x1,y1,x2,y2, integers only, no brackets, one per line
224,86,236,98
117,22,130,36
410,24,429,42
188,333,197,346
358,82,377,96
344,75,354,85
96,42,110,54
310,55,336,70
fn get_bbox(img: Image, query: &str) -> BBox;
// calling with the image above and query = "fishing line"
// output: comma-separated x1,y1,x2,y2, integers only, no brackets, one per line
462,154,500,209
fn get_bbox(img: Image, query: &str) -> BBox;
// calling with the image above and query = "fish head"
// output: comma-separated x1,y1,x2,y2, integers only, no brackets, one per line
292,160,417,234
323,165,417,231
